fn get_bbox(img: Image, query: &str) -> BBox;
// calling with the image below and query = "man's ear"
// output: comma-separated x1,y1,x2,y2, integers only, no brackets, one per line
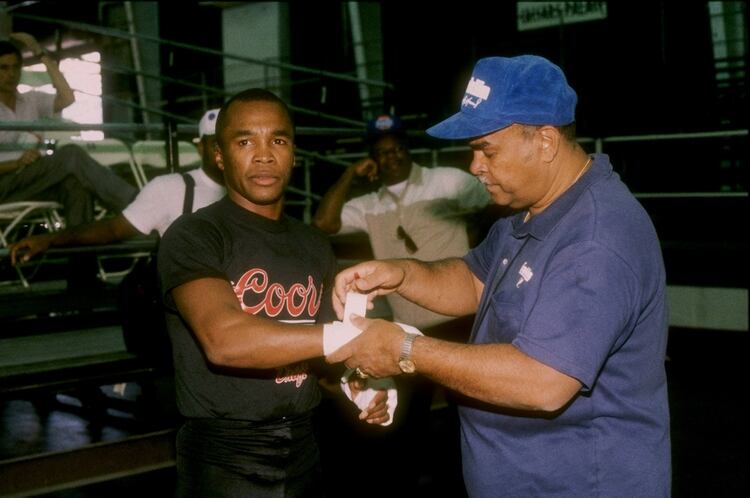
214,142,224,171
538,125,561,162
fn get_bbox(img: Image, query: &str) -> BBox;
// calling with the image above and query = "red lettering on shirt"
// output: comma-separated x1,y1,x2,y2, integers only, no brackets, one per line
233,268,322,318
275,363,310,388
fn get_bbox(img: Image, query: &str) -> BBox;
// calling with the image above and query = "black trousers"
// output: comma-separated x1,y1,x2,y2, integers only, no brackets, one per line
175,413,323,498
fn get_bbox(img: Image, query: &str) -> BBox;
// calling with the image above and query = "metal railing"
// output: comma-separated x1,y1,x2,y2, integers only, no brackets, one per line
12,11,390,128
0,121,355,223
3,121,747,207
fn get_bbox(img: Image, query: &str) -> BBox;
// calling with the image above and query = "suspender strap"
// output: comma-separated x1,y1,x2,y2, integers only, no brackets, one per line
181,173,196,215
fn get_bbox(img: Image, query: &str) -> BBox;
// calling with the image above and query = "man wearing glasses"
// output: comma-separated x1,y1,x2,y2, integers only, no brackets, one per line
312,114,490,496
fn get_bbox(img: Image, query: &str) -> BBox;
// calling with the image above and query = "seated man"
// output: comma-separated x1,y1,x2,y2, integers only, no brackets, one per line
9,109,225,264
0,33,136,227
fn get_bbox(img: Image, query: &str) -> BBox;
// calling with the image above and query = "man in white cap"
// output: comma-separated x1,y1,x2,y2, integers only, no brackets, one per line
8,109,227,370
9,109,226,263
328,55,670,497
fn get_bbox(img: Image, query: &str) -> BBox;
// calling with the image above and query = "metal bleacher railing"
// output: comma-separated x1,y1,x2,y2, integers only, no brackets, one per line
3,123,746,230
12,11,390,127
0,120,363,225
4,9,394,223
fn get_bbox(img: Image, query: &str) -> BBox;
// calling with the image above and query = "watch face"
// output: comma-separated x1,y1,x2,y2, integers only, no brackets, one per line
398,359,416,374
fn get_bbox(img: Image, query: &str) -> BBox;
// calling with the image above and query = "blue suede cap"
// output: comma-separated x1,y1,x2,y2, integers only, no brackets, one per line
427,55,577,140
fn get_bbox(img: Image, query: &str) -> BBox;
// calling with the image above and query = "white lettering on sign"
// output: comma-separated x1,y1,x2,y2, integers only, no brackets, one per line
517,2,607,31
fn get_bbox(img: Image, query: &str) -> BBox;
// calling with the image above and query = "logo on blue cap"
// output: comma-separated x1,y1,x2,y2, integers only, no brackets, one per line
462,78,492,109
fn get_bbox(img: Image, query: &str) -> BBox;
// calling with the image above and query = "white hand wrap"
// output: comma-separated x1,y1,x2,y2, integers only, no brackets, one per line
322,292,369,356
338,322,423,427
322,321,361,356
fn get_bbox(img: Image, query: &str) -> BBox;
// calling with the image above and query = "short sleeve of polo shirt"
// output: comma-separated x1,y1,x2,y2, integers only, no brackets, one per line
516,242,638,390
157,215,227,311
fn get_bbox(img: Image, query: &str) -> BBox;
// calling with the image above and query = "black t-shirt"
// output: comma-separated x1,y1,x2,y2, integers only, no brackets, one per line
158,196,337,421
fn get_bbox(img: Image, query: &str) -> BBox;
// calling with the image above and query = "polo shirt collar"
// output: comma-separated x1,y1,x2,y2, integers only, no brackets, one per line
512,153,611,240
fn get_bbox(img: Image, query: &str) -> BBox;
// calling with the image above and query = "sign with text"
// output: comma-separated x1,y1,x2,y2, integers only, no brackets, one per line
517,2,608,31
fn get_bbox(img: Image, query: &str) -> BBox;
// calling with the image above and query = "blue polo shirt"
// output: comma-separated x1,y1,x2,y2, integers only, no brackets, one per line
462,154,670,497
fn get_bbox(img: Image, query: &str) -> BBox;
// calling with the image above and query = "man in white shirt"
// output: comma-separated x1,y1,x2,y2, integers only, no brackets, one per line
0,34,137,226
9,109,225,264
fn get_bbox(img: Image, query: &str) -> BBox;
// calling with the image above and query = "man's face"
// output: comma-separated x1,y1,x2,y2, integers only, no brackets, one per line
0,53,22,94
215,100,295,217
468,124,548,209
371,135,412,185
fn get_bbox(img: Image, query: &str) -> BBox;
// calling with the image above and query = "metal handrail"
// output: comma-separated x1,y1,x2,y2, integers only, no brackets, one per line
0,121,365,137
14,12,393,90
322,128,749,199
12,12,379,127
593,129,749,153
1,120,337,222
3,122,746,205
98,62,367,128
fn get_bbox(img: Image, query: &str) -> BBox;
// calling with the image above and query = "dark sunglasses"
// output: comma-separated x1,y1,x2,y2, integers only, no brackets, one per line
397,225,418,254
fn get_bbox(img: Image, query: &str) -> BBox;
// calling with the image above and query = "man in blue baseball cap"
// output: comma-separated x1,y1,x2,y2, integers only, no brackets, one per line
328,55,671,497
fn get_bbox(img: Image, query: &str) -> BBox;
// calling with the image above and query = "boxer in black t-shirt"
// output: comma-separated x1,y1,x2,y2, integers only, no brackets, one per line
159,89,389,497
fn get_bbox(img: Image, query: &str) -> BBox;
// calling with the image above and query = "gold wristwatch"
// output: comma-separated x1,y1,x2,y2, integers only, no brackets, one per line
398,332,418,374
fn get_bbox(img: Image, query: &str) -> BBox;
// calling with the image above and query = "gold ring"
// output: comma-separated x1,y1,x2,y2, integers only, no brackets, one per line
355,367,369,379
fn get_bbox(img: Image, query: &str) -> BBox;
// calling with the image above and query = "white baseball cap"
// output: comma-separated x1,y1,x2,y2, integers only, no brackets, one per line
198,108,220,138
